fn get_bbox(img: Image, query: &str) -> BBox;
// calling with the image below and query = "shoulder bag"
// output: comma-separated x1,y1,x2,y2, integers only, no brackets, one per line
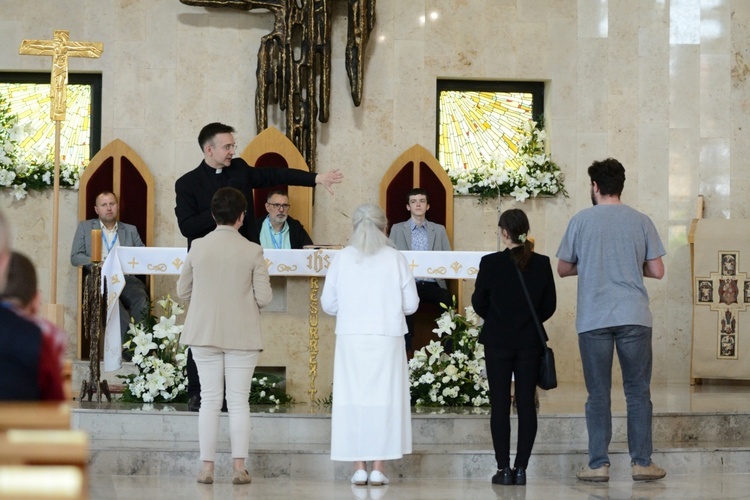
514,263,558,390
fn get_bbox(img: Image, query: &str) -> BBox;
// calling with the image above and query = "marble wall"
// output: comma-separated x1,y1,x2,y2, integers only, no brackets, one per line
2,0,749,401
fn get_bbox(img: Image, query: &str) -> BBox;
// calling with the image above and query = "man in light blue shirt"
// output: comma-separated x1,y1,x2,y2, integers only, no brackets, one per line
389,188,451,350
256,190,313,249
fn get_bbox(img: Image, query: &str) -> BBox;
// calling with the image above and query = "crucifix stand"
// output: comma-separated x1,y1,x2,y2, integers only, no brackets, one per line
19,30,104,399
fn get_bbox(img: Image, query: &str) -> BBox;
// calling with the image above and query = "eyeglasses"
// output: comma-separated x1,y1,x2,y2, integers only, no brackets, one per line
267,203,291,210
217,143,237,151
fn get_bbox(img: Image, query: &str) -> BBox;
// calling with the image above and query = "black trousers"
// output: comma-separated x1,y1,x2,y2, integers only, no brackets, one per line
405,281,452,350
186,347,200,398
484,345,542,469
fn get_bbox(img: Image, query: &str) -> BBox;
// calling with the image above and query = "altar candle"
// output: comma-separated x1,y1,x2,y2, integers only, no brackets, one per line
91,229,102,262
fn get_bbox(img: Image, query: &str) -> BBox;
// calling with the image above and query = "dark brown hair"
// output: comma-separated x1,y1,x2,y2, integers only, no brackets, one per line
588,158,626,196
0,251,37,307
211,187,247,225
498,209,532,269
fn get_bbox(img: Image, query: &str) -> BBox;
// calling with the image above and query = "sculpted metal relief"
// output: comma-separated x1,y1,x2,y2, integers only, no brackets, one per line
179,0,376,172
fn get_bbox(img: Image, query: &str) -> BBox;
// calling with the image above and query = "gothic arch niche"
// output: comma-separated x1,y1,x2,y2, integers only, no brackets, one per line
240,126,313,234
76,139,154,359
380,144,454,243
379,144,458,354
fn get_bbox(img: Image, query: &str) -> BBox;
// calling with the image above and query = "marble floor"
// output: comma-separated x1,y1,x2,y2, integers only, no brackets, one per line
80,381,750,499
90,474,750,499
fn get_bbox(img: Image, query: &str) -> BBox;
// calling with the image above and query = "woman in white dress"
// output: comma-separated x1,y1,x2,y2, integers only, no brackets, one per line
321,203,419,486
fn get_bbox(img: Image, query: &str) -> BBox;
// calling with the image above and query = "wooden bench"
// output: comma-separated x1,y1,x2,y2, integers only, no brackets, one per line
0,402,71,431
0,465,85,499
0,430,89,468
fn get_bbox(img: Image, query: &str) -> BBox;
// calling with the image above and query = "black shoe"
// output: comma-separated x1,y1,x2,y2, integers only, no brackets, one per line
492,467,514,485
187,395,201,412
513,467,526,485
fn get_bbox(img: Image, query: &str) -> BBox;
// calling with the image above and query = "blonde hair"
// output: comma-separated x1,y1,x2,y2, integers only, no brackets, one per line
349,204,390,256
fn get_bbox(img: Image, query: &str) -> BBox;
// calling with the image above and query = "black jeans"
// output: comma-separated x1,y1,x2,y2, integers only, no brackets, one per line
405,281,452,350
484,345,542,469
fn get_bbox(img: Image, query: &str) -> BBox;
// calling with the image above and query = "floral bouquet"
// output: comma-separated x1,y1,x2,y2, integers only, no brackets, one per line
251,372,295,406
408,304,490,407
0,93,83,200
119,295,295,407
119,295,188,403
446,118,568,203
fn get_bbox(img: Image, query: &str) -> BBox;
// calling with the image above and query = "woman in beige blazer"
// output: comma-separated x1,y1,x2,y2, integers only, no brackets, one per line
177,187,272,486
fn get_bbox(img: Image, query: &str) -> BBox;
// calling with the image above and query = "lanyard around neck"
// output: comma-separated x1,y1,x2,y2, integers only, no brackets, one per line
102,229,118,253
267,219,284,249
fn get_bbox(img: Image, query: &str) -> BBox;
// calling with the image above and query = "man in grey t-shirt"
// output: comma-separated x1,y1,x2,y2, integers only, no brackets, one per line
556,158,667,483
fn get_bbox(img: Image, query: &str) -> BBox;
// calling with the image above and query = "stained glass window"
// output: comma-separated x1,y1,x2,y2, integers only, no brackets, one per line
0,72,101,168
437,81,543,171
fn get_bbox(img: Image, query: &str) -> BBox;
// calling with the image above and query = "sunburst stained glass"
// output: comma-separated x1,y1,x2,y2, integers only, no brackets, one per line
438,91,534,171
0,82,92,168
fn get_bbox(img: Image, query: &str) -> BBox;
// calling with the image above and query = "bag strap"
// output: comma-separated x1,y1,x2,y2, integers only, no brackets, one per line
513,262,549,351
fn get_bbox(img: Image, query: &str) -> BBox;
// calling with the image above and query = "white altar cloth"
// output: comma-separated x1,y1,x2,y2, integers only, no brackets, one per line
101,247,489,371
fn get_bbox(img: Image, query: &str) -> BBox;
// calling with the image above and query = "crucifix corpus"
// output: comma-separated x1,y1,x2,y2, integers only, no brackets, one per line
19,30,106,401
19,30,103,303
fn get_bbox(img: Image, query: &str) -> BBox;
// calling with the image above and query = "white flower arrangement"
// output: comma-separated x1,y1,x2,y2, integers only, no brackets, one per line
0,94,83,200
119,295,188,403
408,303,490,407
446,118,568,203
118,295,295,407
250,373,295,406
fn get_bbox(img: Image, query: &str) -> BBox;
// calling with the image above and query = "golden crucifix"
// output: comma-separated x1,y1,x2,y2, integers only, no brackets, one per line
20,30,103,120
18,30,103,304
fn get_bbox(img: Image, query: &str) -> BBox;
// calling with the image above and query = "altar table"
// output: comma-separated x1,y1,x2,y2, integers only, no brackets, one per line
100,247,489,399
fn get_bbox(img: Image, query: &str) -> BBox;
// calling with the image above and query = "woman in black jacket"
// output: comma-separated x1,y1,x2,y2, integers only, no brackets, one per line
472,209,557,486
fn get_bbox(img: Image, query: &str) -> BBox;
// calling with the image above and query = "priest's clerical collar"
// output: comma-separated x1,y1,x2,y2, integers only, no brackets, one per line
216,168,223,174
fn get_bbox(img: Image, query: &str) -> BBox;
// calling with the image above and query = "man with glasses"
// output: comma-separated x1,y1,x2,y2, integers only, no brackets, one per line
256,190,313,249
175,122,342,411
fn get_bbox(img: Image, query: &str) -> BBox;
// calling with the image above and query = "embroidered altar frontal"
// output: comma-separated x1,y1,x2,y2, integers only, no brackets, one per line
692,219,750,380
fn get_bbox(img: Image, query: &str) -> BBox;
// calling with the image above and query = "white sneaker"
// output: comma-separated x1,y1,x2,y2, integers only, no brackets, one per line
368,470,389,486
351,469,368,485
